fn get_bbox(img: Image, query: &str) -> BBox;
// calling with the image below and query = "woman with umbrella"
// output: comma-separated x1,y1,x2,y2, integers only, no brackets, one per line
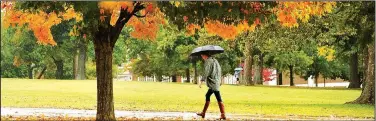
234,67,243,85
190,45,226,120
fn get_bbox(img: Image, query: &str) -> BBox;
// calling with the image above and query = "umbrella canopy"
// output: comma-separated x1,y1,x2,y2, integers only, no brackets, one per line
190,45,224,56
234,68,243,71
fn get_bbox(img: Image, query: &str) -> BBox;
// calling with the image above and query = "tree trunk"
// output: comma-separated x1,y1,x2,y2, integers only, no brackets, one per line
315,73,319,87
324,78,326,87
276,69,282,85
253,56,262,85
362,46,368,90
54,60,64,79
193,61,198,84
259,54,263,84
73,48,79,79
157,75,163,82
348,52,361,88
37,66,47,79
94,39,115,121
77,39,87,80
28,64,33,79
289,65,294,86
243,38,254,86
346,43,374,104
172,74,177,82
186,68,190,83
92,6,139,120
252,54,264,84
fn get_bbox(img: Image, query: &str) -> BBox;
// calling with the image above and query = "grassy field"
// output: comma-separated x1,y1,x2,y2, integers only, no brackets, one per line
1,78,374,118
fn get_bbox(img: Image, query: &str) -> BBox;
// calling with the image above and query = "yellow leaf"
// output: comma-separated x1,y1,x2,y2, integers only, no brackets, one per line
13,56,21,67
69,30,74,36
110,10,119,26
175,1,181,7
317,46,335,61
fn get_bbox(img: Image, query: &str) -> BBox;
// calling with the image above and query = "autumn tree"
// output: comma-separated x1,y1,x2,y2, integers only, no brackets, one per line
2,1,165,120
158,1,336,86
2,1,340,120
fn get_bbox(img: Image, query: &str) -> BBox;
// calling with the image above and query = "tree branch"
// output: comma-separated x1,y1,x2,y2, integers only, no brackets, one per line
110,2,146,46
132,2,146,14
115,2,145,28
51,56,56,62
133,13,147,18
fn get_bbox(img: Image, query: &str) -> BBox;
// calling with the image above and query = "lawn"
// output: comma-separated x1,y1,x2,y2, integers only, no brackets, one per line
1,78,374,118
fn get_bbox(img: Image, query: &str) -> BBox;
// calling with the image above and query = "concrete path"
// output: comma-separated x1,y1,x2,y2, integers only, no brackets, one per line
1,107,373,120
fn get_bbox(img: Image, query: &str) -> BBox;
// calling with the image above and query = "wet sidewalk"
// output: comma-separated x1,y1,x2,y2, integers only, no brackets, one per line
1,107,372,120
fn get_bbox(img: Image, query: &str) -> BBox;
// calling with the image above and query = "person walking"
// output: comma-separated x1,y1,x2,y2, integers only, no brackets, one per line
234,71,239,84
196,52,226,120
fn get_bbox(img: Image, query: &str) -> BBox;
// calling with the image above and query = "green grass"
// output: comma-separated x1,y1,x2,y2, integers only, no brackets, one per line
1,78,374,118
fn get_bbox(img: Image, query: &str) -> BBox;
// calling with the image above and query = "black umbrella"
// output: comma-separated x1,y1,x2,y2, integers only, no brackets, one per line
190,45,224,57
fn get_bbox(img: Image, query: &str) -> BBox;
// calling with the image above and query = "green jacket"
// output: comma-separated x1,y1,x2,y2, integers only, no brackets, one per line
201,57,222,91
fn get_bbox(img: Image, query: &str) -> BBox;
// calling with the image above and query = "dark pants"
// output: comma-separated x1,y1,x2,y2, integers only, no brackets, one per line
205,89,223,102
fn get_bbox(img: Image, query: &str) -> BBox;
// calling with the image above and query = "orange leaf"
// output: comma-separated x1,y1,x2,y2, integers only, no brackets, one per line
100,9,104,14
183,16,188,22
254,18,260,25
100,16,105,22
145,4,154,13
126,8,165,41
119,2,133,12
3,6,81,46
243,10,249,14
